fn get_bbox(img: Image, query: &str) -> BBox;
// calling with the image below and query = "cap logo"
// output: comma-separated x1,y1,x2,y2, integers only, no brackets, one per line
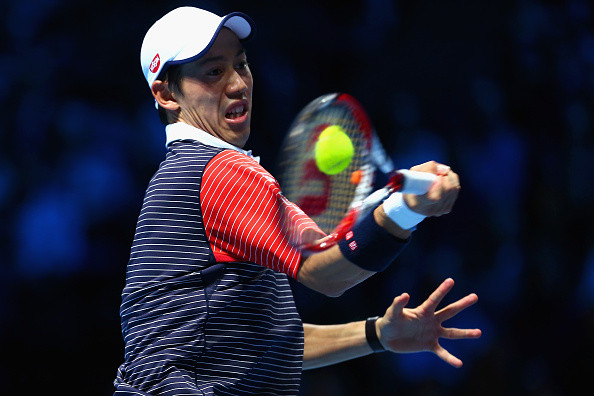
149,54,160,74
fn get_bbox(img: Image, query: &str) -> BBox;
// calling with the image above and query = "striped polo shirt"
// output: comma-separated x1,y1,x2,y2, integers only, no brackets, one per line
114,123,323,395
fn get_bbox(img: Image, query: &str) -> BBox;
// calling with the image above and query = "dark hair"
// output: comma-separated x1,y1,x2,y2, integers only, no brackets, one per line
157,64,184,125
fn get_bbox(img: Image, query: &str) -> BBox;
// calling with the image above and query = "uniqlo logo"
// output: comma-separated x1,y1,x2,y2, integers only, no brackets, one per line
149,54,160,73
348,240,358,251
346,231,354,240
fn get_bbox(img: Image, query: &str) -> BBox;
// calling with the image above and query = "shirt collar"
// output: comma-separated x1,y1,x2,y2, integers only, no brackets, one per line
165,122,260,163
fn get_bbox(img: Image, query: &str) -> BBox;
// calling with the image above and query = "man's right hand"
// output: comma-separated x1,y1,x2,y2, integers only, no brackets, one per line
403,161,461,217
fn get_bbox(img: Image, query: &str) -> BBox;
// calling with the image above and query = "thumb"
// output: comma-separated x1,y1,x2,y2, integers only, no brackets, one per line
386,293,410,319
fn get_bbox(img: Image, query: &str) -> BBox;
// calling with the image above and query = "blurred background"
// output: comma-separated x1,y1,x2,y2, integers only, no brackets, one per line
1,0,593,394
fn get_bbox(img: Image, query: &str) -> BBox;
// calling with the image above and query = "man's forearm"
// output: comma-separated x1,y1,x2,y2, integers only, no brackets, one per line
296,244,376,297
296,205,411,297
302,321,374,370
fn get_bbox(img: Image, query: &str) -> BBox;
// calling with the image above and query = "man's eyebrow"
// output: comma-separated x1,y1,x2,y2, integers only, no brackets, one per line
198,47,246,66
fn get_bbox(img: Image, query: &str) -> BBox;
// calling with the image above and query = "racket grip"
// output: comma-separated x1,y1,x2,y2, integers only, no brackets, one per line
397,169,437,195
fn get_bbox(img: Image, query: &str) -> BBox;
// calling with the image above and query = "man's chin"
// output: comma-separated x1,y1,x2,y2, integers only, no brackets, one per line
233,133,250,149
219,129,250,148
224,123,251,148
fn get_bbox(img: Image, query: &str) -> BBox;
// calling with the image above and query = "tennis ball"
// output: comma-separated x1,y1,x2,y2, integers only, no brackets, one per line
314,125,354,175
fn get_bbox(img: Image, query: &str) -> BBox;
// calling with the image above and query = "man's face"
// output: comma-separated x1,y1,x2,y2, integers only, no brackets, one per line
174,28,253,148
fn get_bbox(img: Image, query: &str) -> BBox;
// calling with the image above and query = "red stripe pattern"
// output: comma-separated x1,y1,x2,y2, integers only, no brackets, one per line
201,150,323,278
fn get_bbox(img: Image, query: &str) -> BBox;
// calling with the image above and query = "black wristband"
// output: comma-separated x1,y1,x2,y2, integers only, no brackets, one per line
365,316,386,353
337,210,410,272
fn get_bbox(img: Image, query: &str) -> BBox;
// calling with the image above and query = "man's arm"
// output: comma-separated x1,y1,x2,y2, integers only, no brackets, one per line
296,205,410,297
297,161,460,297
302,321,371,370
302,278,481,370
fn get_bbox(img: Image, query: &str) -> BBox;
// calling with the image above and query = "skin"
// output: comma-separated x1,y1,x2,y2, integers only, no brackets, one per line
152,28,253,148
149,28,479,368
297,160,461,297
303,278,481,369
375,278,481,368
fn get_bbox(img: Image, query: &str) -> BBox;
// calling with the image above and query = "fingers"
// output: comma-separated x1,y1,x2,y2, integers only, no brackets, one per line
436,164,451,175
427,171,460,207
385,292,410,320
436,293,479,322
406,161,460,217
410,160,440,174
441,327,482,340
425,177,444,201
418,278,455,313
434,344,464,368
409,161,454,179
394,292,410,309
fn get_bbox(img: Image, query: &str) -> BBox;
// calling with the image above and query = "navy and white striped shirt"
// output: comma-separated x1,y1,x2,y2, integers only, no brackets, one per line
115,123,323,395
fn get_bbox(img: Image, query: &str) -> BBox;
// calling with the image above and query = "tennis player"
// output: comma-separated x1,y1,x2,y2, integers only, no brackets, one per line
114,7,481,395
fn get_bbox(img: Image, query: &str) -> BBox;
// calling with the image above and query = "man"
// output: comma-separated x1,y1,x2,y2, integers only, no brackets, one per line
114,7,481,395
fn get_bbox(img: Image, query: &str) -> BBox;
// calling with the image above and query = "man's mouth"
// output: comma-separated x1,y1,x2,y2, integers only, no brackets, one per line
225,102,248,120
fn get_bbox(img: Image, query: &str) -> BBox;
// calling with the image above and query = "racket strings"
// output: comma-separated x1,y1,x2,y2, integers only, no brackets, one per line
279,100,374,234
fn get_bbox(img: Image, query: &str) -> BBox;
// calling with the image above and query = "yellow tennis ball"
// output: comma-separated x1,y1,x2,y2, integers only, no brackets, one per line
314,125,354,175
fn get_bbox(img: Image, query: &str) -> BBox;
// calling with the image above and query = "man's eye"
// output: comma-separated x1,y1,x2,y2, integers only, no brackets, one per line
208,68,223,76
236,61,249,70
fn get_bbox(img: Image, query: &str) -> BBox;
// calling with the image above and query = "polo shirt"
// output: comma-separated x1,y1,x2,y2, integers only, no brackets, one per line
114,122,324,395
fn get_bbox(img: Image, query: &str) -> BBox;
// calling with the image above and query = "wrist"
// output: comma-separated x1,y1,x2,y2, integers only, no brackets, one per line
337,210,410,272
365,316,386,353
374,205,412,240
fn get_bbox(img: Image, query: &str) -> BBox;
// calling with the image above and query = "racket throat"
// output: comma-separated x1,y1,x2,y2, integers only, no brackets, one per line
386,171,405,192
300,208,358,252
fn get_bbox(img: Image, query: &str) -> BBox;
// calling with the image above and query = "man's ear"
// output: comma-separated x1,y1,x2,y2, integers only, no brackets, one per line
151,80,180,111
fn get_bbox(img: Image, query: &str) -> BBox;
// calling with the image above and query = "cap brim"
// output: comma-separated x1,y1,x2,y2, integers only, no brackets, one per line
165,12,255,71
223,12,256,41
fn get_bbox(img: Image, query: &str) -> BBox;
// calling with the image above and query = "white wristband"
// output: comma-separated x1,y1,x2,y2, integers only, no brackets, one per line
383,192,426,230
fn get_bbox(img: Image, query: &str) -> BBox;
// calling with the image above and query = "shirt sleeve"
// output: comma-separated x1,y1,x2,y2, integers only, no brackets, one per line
200,150,324,278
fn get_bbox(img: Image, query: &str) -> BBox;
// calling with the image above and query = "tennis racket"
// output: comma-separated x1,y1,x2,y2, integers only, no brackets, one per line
277,92,436,252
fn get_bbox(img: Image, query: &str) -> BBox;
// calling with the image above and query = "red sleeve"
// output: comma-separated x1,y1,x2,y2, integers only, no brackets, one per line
200,150,324,278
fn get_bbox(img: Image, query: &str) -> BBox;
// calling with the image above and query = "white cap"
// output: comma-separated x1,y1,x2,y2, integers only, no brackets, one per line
140,7,255,88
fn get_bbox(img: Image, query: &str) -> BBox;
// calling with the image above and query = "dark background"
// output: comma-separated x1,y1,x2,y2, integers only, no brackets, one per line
1,0,593,394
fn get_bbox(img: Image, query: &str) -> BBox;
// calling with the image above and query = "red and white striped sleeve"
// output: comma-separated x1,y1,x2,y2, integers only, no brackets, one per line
200,150,324,278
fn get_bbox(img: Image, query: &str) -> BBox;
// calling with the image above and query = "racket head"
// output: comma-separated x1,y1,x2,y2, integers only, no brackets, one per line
277,93,377,235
